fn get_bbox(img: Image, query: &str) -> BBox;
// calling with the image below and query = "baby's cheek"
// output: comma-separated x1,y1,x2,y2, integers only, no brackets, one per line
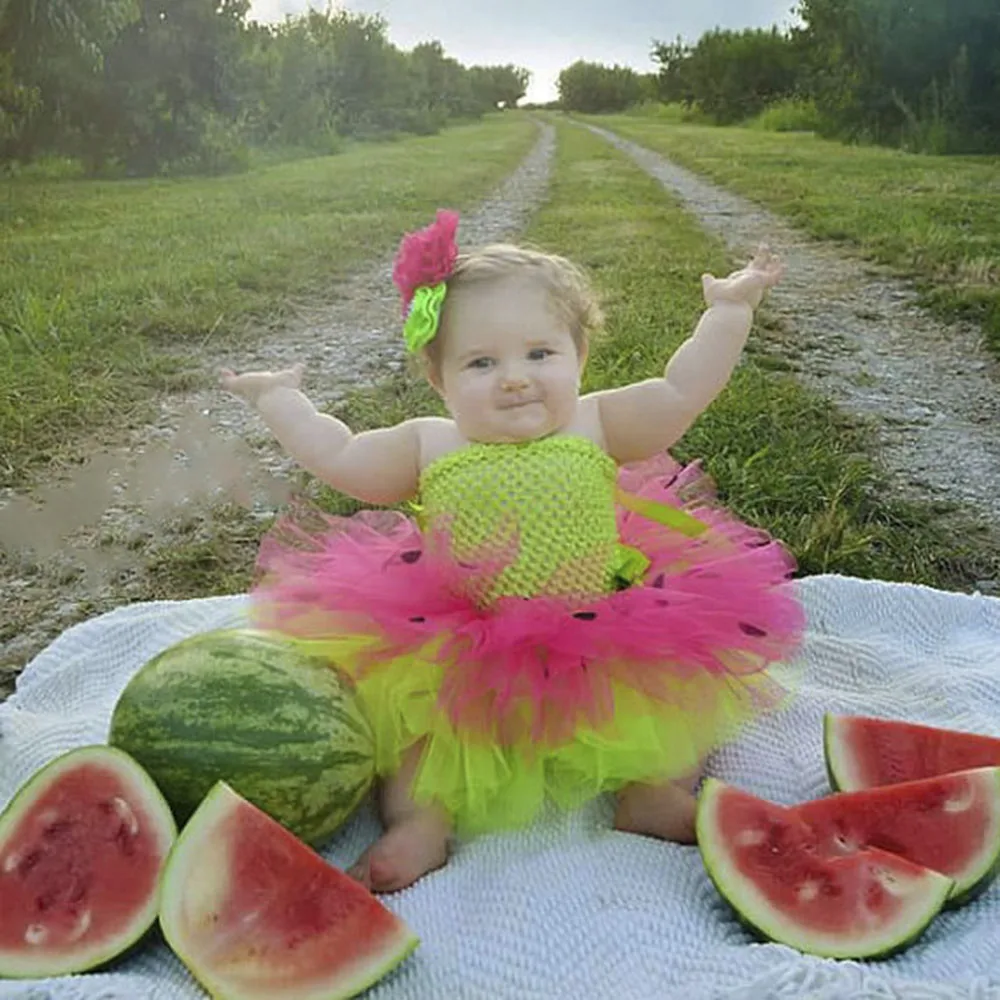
550,370,582,400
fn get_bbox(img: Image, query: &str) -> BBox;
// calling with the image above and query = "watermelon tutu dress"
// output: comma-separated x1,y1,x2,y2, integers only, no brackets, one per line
250,435,804,835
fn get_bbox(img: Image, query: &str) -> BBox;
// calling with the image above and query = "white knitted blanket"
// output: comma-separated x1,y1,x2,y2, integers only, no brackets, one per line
2,574,1000,1000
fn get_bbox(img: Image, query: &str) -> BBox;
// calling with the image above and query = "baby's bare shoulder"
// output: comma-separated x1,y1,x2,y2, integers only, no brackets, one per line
411,417,463,468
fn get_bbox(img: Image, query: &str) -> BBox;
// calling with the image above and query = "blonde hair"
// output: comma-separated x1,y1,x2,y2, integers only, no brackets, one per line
418,244,603,378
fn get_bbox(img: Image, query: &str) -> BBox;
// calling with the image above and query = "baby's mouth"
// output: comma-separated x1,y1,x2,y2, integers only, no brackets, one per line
499,398,539,411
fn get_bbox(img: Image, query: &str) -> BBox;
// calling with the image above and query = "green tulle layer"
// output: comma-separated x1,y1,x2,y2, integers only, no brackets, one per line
286,632,792,836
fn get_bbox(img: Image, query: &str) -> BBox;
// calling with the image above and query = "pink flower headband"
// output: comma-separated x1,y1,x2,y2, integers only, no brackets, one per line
392,209,459,353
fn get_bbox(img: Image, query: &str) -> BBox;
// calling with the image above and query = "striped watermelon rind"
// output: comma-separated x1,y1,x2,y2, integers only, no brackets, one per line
824,713,859,793
108,628,374,847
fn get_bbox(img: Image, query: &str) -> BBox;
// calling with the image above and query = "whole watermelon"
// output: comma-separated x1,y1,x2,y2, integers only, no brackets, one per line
108,628,375,847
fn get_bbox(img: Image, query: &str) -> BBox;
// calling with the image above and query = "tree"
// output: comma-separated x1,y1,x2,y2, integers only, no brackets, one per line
652,27,800,124
557,61,644,113
795,0,1000,150
469,64,530,109
0,0,138,68
0,2,536,172
96,0,251,173
0,0,139,160
651,37,694,106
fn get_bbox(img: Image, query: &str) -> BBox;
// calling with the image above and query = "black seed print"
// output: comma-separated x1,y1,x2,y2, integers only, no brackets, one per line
400,550,422,564
409,616,426,624
652,574,665,589
739,622,768,638
573,611,597,621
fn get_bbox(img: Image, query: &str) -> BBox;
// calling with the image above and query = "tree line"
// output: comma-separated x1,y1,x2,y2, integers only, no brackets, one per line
0,0,530,175
557,0,1000,154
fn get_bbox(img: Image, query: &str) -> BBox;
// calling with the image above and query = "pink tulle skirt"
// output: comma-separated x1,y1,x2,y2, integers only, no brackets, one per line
250,453,804,755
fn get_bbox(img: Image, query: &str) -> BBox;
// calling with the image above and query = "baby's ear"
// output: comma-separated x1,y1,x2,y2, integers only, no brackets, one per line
425,364,445,397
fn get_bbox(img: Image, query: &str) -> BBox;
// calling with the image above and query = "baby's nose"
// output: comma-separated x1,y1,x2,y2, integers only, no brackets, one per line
500,365,529,387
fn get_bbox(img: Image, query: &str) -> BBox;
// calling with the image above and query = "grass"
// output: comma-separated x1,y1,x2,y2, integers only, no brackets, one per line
746,98,825,134
4,113,997,654
580,113,1000,358
0,114,538,487
523,123,996,587
142,116,998,601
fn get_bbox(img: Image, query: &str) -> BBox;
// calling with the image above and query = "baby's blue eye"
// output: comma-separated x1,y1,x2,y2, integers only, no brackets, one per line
527,348,553,361
467,357,494,370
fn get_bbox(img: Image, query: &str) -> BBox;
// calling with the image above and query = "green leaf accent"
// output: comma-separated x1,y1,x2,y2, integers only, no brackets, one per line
613,544,651,586
616,487,708,538
403,282,447,352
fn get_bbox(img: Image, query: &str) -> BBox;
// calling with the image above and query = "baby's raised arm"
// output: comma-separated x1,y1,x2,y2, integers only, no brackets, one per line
220,364,423,505
591,246,783,463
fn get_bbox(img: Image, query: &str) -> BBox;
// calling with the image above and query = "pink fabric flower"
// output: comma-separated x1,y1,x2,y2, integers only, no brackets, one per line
392,209,460,316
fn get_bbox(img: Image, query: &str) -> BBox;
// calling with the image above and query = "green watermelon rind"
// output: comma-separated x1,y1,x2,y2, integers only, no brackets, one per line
842,765,1000,910
108,628,376,848
0,744,177,979
823,713,858,793
824,715,1000,907
696,777,954,961
942,766,1000,908
159,781,419,1000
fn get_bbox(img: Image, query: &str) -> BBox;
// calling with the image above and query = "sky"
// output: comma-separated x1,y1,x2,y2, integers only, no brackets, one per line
247,0,800,104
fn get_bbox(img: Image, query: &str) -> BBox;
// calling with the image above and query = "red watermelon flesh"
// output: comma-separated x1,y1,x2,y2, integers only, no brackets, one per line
794,766,1000,905
697,778,953,959
825,713,1000,792
0,745,177,979
159,781,418,1000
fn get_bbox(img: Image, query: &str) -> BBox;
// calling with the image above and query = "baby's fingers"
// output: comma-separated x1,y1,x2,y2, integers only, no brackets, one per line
763,255,785,286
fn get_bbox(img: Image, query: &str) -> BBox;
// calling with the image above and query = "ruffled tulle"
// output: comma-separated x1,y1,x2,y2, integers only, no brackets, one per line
250,453,804,834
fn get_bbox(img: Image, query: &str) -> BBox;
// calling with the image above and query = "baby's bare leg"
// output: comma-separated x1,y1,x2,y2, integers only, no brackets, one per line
613,767,703,844
348,742,452,893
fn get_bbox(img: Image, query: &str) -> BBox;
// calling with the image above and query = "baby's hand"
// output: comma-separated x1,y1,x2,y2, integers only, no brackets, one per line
219,362,305,405
701,245,784,310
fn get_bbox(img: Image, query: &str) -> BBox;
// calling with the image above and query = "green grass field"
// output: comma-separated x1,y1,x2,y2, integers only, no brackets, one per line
0,115,538,486
2,114,997,623
588,114,1000,358
303,122,994,589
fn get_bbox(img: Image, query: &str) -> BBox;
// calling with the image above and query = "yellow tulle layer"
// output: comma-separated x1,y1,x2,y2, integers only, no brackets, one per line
286,632,792,836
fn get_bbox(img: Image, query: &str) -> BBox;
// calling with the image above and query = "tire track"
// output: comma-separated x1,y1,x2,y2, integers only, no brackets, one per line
0,122,557,690
589,124,1000,543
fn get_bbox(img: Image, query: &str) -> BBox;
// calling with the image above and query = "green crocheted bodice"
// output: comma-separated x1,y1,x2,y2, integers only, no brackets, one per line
418,435,624,600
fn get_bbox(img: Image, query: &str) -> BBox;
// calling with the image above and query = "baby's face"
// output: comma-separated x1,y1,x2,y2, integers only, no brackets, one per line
433,276,583,444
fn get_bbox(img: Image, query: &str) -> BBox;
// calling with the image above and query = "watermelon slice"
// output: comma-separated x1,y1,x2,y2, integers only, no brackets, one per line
825,713,1000,792
159,782,419,1000
697,778,953,959
795,767,1000,907
0,745,177,979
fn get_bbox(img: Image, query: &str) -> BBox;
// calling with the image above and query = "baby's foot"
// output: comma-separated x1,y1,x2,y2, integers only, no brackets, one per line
348,809,451,893
614,780,698,844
